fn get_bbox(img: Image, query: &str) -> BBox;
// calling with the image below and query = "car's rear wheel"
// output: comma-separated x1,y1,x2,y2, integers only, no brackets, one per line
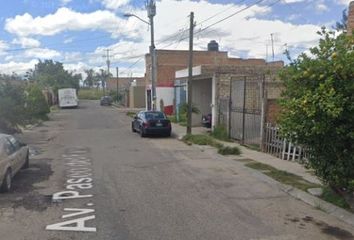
0,169,12,193
22,151,29,169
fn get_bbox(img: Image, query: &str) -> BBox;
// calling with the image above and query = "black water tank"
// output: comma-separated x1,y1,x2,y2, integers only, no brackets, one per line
207,40,219,51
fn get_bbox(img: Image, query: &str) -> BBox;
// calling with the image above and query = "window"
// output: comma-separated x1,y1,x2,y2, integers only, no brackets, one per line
145,112,166,120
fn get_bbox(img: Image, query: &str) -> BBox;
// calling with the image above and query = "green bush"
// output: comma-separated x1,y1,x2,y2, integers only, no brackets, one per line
217,146,240,155
26,84,50,120
0,81,27,132
279,28,354,190
211,125,230,142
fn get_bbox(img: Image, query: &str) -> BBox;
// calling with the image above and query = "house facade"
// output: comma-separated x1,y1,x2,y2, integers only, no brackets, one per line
175,62,284,145
144,41,273,114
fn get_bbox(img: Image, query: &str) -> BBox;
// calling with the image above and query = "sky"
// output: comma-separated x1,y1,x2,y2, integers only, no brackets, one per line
0,0,351,77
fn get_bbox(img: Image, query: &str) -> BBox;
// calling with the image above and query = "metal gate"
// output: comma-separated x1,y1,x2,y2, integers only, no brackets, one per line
230,76,264,145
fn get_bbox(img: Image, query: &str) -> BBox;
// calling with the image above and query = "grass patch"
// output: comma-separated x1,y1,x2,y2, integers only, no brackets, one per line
233,158,255,163
210,125,231,142
218,146,241,155
78,88,104,100
182,134,240,155
244,144,261,151
126,111,137,118
245,162,321,192
320,187,351,211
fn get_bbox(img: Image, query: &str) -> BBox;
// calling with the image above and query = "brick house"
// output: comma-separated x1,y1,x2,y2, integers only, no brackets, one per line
145,40,279,114
175,62,284,145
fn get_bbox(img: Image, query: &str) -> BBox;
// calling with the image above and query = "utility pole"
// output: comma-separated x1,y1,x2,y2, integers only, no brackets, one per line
270,33,275,62
103,49,111,95
187,12,194,135
116,67,119,102
147,0,157,110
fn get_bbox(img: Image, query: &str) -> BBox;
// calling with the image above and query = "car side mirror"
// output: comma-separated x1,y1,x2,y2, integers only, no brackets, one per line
134,116,138,120
19,142,27,147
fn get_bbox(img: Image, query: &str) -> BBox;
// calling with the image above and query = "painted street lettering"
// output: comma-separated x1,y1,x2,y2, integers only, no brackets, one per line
46,148,97,232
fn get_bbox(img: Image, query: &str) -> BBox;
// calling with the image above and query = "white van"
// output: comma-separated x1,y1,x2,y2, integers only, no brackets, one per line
58,88,78,108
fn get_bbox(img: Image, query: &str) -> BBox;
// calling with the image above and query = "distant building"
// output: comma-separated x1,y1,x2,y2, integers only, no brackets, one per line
106,77,145,108
106,77,145,92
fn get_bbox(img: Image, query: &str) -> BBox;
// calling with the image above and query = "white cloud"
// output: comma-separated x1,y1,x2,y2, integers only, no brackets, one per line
281,0,305,3
315,0,329,12
61,0,72,5
0,59,39,75
336,0,352,5
5,8,131,38
24,48,60,59
102,0,130,10
12,37,41,48
2,0,326,77
0,40,9,56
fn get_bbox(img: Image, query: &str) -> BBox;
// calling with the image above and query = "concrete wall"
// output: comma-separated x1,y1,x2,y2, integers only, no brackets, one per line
191,78,212,126
156,87,174,114
129,86,146,108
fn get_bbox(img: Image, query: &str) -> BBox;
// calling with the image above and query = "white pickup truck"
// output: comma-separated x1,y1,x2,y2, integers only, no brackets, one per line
58,88,78,108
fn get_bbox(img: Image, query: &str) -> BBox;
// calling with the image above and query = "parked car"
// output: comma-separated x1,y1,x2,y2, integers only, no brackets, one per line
100,96,113,106
202,113,212,128
132,111,172,137
0,134,29,192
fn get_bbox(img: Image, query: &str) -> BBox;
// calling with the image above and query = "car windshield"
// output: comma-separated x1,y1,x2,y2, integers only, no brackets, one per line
145,112,166,120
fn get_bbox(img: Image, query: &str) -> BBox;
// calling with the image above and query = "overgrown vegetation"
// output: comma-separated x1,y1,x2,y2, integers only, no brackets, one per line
126,111,137,118
182,134,240,156
25,84,50,120
210,125,230,142
245,161,351,211
217,146,240,155
279,28,354,194
171,103,200,126
26,60,81,94
0,79,50,133
245,162,321,192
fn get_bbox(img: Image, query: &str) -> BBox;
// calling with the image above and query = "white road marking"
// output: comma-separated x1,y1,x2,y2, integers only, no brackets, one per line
46,148,97,232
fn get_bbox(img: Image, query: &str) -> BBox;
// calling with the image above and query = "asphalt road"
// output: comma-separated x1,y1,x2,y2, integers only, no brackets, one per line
0,100,353,240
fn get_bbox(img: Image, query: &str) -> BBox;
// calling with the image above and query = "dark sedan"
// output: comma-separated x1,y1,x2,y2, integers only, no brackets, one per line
100,96,113,106
132,111,172,137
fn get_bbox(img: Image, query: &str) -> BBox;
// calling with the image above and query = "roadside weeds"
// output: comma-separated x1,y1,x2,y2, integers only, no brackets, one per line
182,134,241,156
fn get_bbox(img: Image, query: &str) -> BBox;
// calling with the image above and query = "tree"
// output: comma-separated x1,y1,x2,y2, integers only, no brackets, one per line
28,60,81,93
84,69,95,88
25,84,50,120
334,9,348,32
279,28,354,191
0,80,27,132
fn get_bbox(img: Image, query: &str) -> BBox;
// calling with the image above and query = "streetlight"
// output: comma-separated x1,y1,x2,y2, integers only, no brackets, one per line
124,0,157,111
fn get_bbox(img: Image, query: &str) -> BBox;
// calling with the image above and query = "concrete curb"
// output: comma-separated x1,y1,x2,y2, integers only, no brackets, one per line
173,130,354,227
248,167,354,227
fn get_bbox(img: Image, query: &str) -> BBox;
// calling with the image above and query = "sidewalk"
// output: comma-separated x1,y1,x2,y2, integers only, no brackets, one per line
171,123,320,184
172,123,354,227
